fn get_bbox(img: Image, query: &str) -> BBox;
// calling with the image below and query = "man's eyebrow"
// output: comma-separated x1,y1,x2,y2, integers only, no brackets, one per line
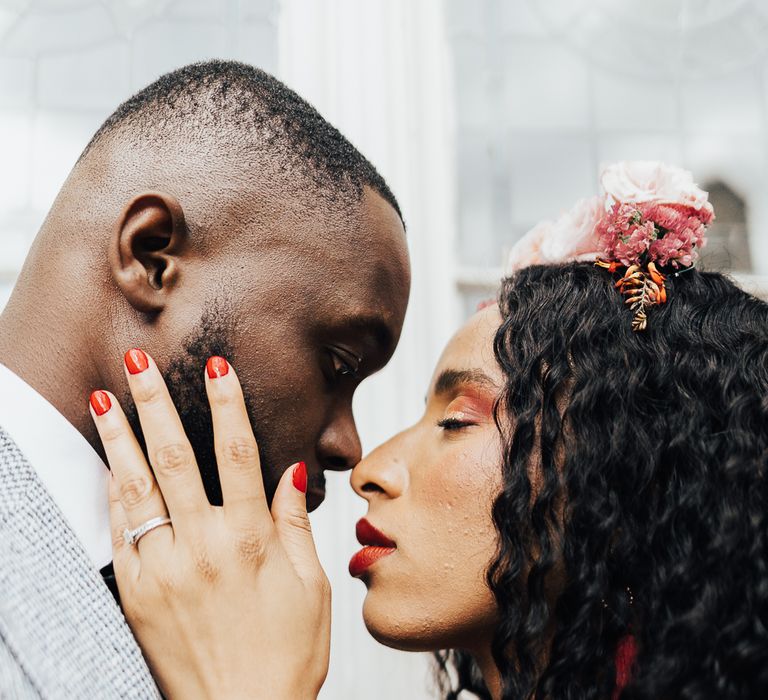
338,315,395,358
433,368,497,397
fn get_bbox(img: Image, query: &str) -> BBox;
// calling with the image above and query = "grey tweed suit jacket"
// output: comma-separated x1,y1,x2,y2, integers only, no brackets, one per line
0,426,160,699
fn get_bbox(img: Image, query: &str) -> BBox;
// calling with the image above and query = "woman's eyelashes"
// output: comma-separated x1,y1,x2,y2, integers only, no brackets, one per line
437,416,475,431
436,409,479,431
436,396,493,431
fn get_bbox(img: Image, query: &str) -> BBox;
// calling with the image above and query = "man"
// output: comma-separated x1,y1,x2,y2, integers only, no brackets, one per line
0,60,410,697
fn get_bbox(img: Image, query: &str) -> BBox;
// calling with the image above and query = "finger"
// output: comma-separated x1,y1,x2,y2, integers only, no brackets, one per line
108,470,141,584
204,357,270,525
271,462,324,583
89,389,172,558
123,348,209,528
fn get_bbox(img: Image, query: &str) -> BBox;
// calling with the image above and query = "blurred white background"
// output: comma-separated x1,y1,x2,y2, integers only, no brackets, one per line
1,1,767,697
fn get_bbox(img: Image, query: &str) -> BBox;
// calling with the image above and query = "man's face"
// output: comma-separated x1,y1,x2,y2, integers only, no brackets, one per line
133,188,410,511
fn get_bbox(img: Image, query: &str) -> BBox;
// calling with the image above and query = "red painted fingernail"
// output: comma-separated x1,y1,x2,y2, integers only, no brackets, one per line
206,356,229,379
292,461,307,493
90,390,111,416
125,348,149,375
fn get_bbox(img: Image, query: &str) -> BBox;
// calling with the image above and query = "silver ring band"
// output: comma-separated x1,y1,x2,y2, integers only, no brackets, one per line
123,516,172,546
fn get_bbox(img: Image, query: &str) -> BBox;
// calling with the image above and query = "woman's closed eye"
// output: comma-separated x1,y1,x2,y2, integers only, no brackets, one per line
436,395,494,432
437,415,476,431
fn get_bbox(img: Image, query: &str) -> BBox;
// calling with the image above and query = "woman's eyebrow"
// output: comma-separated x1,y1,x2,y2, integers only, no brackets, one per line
433,368,497,397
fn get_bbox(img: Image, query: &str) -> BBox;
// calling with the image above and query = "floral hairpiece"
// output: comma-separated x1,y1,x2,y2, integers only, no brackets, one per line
507,161,714,331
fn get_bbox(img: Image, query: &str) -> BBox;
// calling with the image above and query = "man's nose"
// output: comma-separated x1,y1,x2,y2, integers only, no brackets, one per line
316,409,362,472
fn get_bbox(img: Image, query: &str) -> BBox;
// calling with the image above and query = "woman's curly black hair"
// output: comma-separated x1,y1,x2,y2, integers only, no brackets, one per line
436,263,768,699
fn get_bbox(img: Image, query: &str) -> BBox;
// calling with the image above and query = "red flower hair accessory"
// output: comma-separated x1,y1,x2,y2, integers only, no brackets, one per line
508,161,715,331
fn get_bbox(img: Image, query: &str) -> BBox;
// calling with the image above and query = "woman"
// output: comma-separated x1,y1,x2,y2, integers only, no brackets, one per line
90,163,768,699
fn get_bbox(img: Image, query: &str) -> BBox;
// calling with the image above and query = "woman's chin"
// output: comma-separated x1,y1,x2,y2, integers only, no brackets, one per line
361,599,446,652
364,620,439,652
361,586,498,654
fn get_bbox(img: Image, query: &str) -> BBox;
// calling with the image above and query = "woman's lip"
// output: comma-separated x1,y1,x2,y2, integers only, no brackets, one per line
355,518,396,547
348,545,396,578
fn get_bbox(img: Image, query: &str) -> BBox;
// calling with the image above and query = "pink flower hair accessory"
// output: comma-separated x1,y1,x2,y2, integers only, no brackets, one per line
507,161,715,331
507,195,606,271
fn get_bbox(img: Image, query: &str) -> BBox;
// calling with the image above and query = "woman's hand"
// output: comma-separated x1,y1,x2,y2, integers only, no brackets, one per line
89,350,330,700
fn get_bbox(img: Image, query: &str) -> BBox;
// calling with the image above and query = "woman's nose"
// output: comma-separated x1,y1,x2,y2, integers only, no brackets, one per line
350,429,410,501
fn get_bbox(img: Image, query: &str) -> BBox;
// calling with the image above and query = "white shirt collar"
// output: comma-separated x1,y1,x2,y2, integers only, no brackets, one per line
0,362,112,570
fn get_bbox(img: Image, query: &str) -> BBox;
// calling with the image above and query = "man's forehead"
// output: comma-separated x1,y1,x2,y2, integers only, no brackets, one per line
282,198,409,316
222,185,409,349
249,182,403,239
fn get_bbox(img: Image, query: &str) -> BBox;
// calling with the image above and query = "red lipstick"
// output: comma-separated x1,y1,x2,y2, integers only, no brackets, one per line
349,518,396,578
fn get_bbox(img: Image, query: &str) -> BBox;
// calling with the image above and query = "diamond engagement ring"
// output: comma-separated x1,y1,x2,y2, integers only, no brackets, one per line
123,516,172,546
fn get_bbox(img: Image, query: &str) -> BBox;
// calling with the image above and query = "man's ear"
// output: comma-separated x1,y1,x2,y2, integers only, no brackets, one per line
110,192,187,314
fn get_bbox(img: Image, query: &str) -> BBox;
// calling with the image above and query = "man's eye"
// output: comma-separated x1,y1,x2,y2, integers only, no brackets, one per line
327,347,361,381
332,354,356,377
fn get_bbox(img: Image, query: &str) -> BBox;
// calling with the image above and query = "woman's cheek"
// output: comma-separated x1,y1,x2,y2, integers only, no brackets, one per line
442,425,503,495
417,428,501,545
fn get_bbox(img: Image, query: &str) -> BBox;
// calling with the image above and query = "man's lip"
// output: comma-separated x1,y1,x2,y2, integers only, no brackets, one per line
306,487,325,513
355,518,396,547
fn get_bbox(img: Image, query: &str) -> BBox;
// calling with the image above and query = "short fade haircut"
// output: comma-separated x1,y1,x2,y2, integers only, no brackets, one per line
83,59,402,221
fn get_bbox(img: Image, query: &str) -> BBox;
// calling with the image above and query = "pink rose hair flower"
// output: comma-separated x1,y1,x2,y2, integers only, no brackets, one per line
507,196,605,272
595,202,655,267
597,162,714,269
601,160,713,214
593,199,710,270
507,161,715,331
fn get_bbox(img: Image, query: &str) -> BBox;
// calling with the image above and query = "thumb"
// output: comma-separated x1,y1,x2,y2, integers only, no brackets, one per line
271,462,324,582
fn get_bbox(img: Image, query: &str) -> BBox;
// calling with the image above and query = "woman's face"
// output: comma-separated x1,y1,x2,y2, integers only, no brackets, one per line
350,304,504,652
